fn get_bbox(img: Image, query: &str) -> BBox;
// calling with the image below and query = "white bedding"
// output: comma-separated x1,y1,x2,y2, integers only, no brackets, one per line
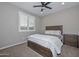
28,34,63,57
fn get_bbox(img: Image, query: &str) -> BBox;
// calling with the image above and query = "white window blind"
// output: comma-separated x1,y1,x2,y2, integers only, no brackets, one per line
18,11,35,32
28,15,35,30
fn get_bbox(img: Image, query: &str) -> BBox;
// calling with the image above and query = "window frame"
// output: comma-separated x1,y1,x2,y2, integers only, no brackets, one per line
18,11,36,32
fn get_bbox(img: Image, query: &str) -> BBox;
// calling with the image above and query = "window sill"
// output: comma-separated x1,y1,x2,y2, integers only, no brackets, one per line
19,30,35,32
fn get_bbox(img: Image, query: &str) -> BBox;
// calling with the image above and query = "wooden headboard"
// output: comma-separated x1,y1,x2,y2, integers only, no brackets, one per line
46,25,63,34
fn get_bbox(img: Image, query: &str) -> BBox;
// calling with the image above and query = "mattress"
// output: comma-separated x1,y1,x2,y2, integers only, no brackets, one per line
28,37,49,48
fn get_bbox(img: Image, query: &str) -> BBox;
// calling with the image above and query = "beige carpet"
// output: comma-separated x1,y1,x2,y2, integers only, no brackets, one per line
59,45,79,57
0,43,79,57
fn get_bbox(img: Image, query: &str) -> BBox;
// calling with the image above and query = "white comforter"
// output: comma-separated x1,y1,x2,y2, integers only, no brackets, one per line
28,34,63,57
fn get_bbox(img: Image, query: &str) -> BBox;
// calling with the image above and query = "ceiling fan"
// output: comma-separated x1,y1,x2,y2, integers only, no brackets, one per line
33,2,52,12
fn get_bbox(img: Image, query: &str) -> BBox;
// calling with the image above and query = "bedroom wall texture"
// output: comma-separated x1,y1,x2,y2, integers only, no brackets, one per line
0,3,42,48
41,5,79,35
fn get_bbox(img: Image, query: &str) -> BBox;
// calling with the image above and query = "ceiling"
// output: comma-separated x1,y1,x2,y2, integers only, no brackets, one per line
10,2,79,17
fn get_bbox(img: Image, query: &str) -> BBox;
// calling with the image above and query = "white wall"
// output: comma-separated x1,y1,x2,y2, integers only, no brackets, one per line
0,3,42,48
41,5,79,35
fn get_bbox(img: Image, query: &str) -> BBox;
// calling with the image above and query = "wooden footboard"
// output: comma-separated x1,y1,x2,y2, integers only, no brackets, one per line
27,40,53,57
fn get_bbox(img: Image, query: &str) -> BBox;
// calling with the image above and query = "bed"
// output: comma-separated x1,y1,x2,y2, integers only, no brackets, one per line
27,25,63,57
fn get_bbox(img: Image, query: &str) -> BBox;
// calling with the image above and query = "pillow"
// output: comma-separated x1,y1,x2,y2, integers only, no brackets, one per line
45,30,63,42
45,30,61,35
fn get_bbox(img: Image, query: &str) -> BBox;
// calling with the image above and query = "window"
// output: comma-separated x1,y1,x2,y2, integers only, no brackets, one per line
18,11,35,32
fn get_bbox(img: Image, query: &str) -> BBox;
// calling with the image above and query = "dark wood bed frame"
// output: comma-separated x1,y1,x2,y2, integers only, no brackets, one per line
27,25,63,57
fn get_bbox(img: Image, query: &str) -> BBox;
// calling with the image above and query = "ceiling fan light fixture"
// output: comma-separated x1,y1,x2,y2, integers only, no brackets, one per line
41,11,43,14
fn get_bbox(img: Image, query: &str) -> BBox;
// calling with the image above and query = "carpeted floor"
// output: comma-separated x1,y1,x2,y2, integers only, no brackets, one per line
59,45,79,57
0,43,79,57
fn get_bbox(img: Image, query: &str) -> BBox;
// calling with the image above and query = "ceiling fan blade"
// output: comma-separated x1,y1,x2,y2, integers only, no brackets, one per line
45,2,51,5
45,6,52,9
41,2,45,6
33,5,42,7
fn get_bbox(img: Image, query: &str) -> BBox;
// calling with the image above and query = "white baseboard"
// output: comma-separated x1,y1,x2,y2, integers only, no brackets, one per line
0,40,27,50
